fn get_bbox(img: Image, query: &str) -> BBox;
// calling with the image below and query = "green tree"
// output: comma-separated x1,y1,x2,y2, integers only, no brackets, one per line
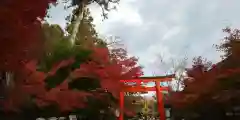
64,0,120,45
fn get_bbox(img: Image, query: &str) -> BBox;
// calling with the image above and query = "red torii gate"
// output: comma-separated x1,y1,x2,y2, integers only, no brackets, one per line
119,75,173,120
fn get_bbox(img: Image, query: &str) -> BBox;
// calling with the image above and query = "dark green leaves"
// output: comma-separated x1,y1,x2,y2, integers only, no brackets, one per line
41,44,92,90
219,73,240,90
45,66,71,90
69,77,101,91
71,47,92,69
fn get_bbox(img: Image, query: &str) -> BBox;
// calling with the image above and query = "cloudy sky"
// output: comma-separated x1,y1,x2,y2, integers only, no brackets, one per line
48,0,240,76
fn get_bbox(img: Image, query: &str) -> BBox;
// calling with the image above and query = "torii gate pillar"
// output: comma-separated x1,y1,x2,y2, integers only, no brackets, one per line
155,81,166,120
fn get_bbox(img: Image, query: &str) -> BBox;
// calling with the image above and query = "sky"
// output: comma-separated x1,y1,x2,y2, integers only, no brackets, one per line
47,0,240,77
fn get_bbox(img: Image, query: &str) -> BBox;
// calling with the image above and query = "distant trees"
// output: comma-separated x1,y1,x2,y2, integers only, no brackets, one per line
169,28,240,120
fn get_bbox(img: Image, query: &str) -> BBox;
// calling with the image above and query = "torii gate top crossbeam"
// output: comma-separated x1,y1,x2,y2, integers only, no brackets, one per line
120,75,174,92
121,86,169,92
120,75,174,83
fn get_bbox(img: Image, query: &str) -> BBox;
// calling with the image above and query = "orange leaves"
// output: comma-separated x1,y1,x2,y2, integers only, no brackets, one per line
91,47,110,64
71,61,122,98
70,47,142,98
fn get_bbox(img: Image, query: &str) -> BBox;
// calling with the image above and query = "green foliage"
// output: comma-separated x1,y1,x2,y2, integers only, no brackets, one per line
219,73,240,90
39,7,106,92
39,23,72,71
42,41,72,70
71,47,92,69
45,65,71,90
42,23,65,41
43,46,93,90
39,21,95,72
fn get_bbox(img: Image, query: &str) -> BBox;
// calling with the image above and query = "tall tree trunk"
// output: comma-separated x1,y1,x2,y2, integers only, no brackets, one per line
69,3,85,45
5,72,14,87
0,71,14,99
176,74,183,91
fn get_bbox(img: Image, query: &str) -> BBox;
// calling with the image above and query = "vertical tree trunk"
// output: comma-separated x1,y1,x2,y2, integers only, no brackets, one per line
176,74,183,91
0,71,14,98
69,3,85,45
5,72,14,87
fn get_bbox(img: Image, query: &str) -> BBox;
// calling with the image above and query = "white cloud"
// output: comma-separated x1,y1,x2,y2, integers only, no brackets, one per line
88,0,143,34
48,0,240,76
162,26,182,41
93,0,240,76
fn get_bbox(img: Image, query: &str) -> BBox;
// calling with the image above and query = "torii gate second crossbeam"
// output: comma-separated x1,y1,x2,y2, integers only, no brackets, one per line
119,75,173,120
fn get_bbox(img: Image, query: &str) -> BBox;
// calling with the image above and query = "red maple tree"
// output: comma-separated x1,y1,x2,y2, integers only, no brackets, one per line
3,45,142,115
169,28,240,110
0,0,56,72
0,1,142,118
0,0,56,113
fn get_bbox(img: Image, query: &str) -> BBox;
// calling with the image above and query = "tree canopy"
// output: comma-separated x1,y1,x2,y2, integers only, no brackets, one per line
0,0,142,119
0,0,56,72
169,28,240,120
